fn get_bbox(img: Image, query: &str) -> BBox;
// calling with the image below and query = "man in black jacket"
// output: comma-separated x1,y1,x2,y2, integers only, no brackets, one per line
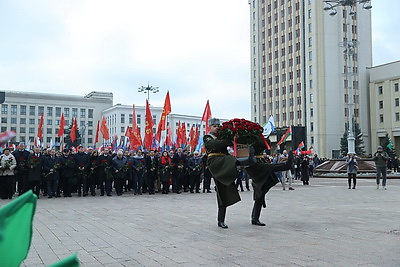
59,149,75,197
43,149,60,198
12,143,30,196
74,145,90,196
145,150,159,195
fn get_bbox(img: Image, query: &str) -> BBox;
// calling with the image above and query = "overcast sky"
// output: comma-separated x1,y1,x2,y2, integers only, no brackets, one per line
0,0,399,120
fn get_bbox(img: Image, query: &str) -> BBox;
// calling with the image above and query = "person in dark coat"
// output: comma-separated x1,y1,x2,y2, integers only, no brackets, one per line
188,151,203,193
74,145,90,196
26,147,44,198
172,148,187,193
145,150,159,195
132,150,145,195
12,143,30,196
111,150,128,196
245,138,292,226
98,148,113,196
346,153,358,189
43,149,61,198
88,150,100,196
300,156,310,185
59,149,75,197
159,151,172,194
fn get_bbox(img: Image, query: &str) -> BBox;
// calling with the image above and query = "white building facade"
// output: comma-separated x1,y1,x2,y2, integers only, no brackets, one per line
249,0,372,157
1,91,113,147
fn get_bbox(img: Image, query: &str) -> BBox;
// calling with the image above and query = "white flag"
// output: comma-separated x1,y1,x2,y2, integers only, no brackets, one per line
263,116,275,138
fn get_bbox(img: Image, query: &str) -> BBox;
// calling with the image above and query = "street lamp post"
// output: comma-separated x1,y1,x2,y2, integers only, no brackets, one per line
138,83,160,102
323,0,372,154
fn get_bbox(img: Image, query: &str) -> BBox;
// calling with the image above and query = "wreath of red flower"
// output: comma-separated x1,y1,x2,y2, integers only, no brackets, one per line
216,118,263,145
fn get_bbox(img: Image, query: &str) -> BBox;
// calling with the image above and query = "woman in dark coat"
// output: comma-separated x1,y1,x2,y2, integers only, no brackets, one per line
159,151,172,194
300,156,310,185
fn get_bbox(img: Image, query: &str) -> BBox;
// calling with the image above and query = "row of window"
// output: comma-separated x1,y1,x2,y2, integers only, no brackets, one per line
0,126,94,136
0,105,94,118
9,136,93,145
0,118,94,127
378,83,400,94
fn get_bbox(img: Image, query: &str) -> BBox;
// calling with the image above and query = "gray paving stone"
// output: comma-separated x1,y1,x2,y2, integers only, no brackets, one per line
1,178,399,266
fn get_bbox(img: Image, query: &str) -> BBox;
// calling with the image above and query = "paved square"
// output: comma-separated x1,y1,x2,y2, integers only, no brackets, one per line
3,178,398,266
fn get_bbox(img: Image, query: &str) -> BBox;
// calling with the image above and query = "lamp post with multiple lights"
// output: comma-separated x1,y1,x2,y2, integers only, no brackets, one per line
138,83,159,102
323,0,372,154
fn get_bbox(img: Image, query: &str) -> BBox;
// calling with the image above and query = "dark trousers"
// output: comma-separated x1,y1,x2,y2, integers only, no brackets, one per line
251,199,263,221
172,172,181,192
61,175,73,196
189,173,201,192
133,171,144,194
203,175,211,192
218,206,227,223
348,173,357,188
100,179,112,195
161,180,169,193
47,175,59,197
114,178,124,196
147,172,156,194
29,180,41,197
236,177,244,191
0,175,13,199
15,172,27,195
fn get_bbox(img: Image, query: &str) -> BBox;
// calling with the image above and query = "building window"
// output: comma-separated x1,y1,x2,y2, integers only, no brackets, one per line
11,117,17,124
20,118,26,124
310,108,314,117
379,101,383,109
29,128,35,134
80,108,86,118
87,129,93,135
137,115,141,124
121,114,125,123
396,112,400,122
29,119,35,125
121,127,124,133
1,127,6,132
72,108,78,117
378,86,383,95
38,106,44,115
47,107,53,116
395,83,399,92
310,122,314,132
395,98,399,107
1,117,6,123
310,94,314,103
47,119,52,125
56,107,61,117
11,105,17,115
80,121,85,127
308,51,312,61
47,128,52,134
29,106,35,116
64,108,70,117
379,114,384,123
311,136,314,144
20,105,26,115
20,127,26,133
88,109,93,118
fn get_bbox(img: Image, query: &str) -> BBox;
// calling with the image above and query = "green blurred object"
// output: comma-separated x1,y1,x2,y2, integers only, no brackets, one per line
0,190,37,267
48,253,80,267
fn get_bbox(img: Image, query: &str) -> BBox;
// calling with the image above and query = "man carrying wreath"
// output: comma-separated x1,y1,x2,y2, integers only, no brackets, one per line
204,118,292,229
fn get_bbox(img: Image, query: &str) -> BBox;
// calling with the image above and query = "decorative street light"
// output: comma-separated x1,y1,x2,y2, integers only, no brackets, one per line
138,83,160,102
323,0,372,155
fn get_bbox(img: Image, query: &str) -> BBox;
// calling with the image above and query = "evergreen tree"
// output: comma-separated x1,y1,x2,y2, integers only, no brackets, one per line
64,123,81,148
340,122,365,156
381,133,396,159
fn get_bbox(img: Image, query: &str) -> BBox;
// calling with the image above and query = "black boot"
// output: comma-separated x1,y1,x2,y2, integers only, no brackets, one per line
251,200,266,226
217,206,228,228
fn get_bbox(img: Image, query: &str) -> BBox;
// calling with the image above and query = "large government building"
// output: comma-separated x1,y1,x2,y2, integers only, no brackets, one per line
249,0,372,157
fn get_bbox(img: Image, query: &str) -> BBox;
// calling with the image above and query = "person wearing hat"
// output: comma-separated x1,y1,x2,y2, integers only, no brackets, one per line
0,148,17,199
204,118,293,228
373,145,389,189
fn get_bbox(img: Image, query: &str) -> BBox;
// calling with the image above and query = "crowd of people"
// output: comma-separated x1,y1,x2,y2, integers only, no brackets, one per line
0,143,216,200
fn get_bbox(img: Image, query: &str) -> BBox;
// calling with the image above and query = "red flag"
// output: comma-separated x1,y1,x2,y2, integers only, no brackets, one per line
57,113,65,138
189,126,196,152
155,91,172,142
70,117,78,143
165,124,173,148
144,99,154,150
201,100,212,133
298,141,305,149
125,126,132,138
94,120,100,144
260,133,271,150
37,112,44,139
129,104,142,150
100,116,110,140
